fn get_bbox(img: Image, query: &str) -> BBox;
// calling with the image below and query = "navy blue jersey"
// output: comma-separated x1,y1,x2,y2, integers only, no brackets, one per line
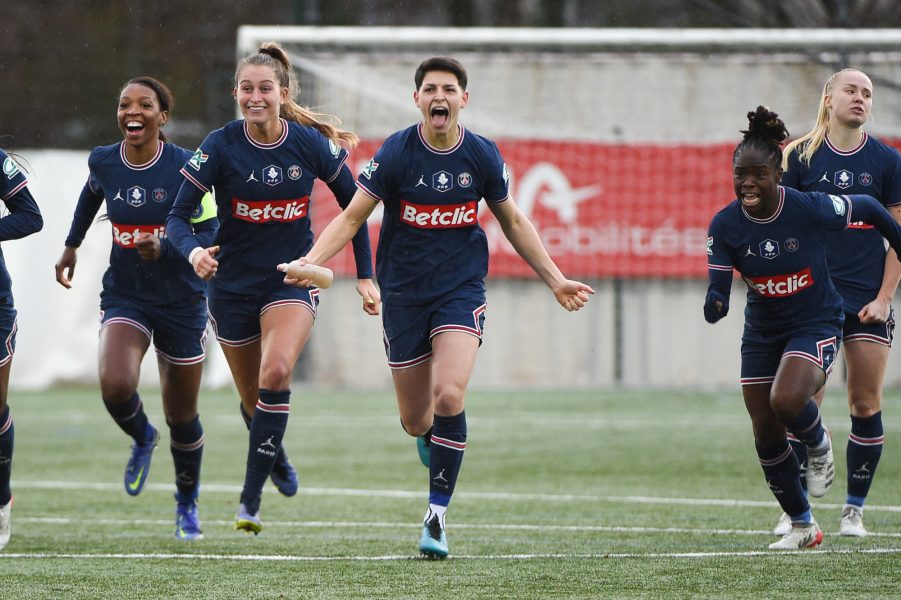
65,141,217,305
782,133,901,312
357,124,509,305
0,149,43,300
707,186,852,331
171,118,370,295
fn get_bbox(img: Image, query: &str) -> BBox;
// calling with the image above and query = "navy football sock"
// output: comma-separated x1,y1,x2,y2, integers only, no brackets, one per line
0,406,13,505
787,433,808,492
240,402,290,472
103,392,152,444
785,400,826,449
846,412,884,505
757,440,809,518
169,415,204,502
241,389,290,513
428,411,467,508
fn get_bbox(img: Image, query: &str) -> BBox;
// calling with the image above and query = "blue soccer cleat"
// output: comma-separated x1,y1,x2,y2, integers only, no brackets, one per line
416,434,431,468
270,447,299,497
124,425,159,496
419,514,448,559
235,503,262,535
175,496,203,541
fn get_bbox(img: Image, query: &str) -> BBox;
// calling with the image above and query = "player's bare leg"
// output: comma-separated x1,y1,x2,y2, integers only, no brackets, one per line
0,359,12,550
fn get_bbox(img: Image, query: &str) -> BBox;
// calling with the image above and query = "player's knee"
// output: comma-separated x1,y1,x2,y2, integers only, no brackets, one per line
433,383,465,415
768,389,803,422
849,394,881,418
258,360,293,390
99,378,138,404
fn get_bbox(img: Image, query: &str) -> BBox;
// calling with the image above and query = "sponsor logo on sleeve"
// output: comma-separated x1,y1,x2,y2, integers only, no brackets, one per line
361,158,379,180
188,148,209,171
400,200,478,229
706,236,713,256
2,157,19,180
829,194,847,216
742,267,814,297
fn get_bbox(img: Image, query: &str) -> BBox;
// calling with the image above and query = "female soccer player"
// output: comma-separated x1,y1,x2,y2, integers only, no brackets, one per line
705,106,901,550
165,43,376,534
0,149,43,551
54,77,217,540
281,57,594,558
777,68,901,537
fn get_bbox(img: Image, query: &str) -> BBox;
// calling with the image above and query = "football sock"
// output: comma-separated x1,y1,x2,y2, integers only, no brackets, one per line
756,440,809,518
103,392,152,444
785,399,827,449
241,388,290,513
169,415,204,502
846,412,884,506
786,433,808,492
241,402,290,473
428,411,466,508
0,406,13,505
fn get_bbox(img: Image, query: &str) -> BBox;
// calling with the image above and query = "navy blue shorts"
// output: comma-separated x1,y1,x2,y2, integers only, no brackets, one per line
740,322,841,385
208,284,319,347
0,302,17,368
843,308,894,347
382,287,486,369
100,292,208,365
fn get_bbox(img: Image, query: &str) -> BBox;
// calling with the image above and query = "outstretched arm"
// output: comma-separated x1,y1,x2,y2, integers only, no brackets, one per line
486,198,594,311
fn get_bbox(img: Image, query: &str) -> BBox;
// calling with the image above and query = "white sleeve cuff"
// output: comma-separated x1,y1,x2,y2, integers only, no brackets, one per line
188,246,203,265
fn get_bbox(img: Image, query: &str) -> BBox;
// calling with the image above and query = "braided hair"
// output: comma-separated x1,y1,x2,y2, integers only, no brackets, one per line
733,106,789,168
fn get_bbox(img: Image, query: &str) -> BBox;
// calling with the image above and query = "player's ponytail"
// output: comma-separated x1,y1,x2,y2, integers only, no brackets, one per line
237,42,359,148
122,76,174,143
734,105,789,167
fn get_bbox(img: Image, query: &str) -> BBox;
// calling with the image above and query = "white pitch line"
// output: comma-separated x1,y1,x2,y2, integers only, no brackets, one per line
11,480,901,513
2,548,901,561
15,517,901,538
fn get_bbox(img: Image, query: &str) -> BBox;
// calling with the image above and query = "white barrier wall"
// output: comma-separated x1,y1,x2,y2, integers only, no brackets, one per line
4,150,881,391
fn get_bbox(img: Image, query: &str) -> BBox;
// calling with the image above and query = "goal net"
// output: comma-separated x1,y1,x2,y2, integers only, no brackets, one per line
237,26,901,280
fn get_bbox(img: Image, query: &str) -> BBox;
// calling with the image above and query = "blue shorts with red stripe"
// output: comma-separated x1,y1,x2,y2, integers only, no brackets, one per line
740,321,842,385
208,283,318,347
100,291,208,365
382,285,486,369
843,308,895,347
0,300,17,368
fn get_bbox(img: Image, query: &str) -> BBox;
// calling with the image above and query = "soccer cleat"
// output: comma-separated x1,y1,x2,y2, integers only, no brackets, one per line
124,425,159,496
234,503,262,535
270,449,299,497
806,436,834,498
419,514,448,559
768,520,823,550
175,497,203,541
840,505,867,537
416,434,431,468
0,499,11,551
773,512,792,536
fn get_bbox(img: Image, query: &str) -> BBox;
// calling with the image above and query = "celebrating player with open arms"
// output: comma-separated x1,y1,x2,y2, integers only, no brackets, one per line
54,77,218,540
704,106,901,550
778,68,901,537
281,57,594,558
165,42,376,534
0,149,43,551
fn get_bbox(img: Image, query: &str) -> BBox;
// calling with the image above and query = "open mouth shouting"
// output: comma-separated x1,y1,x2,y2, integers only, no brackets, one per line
430,105,449,129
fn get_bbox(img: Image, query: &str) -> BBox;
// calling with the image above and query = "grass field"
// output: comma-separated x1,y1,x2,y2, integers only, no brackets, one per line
1,386,900,599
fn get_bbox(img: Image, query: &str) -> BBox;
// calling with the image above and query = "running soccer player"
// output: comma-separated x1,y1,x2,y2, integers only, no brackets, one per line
54,77,217,540
282,56,594,559
0,148,43,551
705,106,901,550
776,68,901,537
165,42,377,534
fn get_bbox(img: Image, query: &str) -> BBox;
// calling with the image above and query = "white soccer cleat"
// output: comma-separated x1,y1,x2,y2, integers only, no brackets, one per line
773,511,792,536
806,436,834,498
839,505,867,537
0,500,10,551
768,520,823,550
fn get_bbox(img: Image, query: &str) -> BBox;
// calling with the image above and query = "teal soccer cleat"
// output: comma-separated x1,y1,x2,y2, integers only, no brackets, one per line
416,434,431,468
419,514,448,559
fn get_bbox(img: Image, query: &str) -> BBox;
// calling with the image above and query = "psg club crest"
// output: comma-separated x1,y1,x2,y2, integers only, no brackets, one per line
432,170,453,192
263,165,283,186
759,239,780,260
152,188,167,203
833,169,853,189
458,172,472,188
784,237,799,252
288,165,302,180
126,186,146,208
859,172,873,186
